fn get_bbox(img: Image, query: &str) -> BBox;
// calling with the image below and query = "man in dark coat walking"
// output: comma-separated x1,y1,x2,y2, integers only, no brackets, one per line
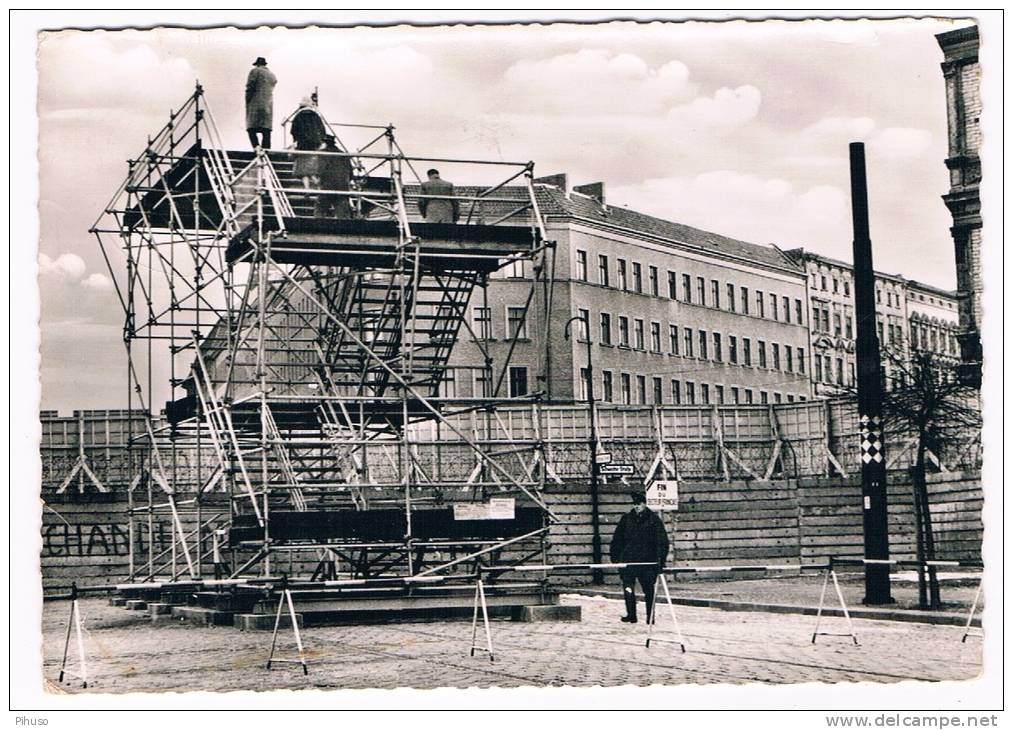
245,57,277,149
609,490,670,624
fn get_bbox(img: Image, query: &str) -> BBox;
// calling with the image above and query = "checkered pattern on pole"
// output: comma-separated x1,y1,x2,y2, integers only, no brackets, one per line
858,413,883,464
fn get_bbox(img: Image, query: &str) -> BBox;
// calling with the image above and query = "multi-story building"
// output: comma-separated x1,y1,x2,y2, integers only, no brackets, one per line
906,280,962,368
784,249,959,396
447,179,813,406
937,24,982,387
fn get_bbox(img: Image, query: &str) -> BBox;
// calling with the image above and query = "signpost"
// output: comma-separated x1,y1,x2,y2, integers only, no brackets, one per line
849,142,893,605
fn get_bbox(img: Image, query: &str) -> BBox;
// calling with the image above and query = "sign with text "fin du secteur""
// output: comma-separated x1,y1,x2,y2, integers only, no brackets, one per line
646,480,679,511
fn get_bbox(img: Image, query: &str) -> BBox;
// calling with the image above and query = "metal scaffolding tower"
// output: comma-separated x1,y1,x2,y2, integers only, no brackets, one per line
91,86,557,584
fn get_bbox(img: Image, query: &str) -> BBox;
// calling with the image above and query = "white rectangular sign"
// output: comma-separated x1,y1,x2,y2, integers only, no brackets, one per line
488,497,516,520
600,463,634,476
646,480,679,511
453,498,516,521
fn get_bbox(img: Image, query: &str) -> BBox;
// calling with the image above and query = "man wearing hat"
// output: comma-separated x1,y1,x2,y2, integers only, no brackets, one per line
609,490,670,624
245,57,277,149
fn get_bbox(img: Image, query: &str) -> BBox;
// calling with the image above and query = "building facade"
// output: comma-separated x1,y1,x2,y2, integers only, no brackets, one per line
937,25,982,387
784,249,959,396
906,280,962,368
447,182,813,406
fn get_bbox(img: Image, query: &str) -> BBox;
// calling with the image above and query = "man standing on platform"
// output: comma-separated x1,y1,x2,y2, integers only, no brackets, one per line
315,135,353,219
245,57,277,149
290,96,327,190
609,490,670,624
418,168,459,223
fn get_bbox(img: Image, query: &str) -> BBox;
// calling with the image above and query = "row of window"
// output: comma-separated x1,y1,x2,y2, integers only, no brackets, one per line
471,306,528,340
813,271,852,298
581,369,806,406
811,303,958,357
574,250,805,324
811,303,854,338
578,310,807,375
910,323,959,355
812,354,855,387
812,270,905,310
443,366,808,405
442,366,531,399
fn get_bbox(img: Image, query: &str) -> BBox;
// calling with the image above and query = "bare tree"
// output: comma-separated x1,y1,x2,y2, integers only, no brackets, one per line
880,349,982,608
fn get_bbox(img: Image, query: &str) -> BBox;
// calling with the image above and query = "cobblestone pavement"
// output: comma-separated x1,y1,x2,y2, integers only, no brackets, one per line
42,595,982,694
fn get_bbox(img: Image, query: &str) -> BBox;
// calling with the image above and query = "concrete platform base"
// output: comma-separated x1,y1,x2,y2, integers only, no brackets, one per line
151,613,181,626
514,605,582,622
125,600,148,611
147,602,173,616
160,591,191,606
235,613,305,631
109,597,127,607
170,606,235,626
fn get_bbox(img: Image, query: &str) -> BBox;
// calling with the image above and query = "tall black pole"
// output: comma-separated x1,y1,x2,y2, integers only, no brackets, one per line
849,142,893,604
566,316,603,584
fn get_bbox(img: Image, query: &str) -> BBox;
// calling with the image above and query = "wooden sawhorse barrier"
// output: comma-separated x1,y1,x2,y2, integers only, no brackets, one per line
469,562,677,661
812,557,985,646
57,583,89,688
469,562,816,660
263,573,453,674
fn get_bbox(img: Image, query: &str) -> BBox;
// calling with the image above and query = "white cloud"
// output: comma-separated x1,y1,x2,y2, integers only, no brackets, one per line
800,116,877,141
38,252,86,280
869,127,934,159
81,273,113,291
612,171,848,249
38,252,115,293
796,116,933,161
38,32,197,113
667,85,762,131
502,49,694,115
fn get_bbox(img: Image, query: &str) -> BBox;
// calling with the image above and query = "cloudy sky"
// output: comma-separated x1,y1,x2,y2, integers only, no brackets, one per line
35,17,972,411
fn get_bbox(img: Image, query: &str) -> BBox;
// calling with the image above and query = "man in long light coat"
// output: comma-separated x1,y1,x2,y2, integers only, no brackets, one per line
418,169,459,223
245,57,277,149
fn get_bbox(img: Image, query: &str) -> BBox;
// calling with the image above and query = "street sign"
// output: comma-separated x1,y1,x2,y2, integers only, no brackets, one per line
646,480,679,511
600,463,634,476
595,451,612,465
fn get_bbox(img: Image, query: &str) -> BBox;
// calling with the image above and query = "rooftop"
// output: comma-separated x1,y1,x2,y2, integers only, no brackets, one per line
401,180,804,274
783,248,957,300
536,186,802,274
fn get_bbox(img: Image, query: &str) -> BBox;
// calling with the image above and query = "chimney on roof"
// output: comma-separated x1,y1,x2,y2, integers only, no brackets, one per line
574,182,605,206
533,173,568,192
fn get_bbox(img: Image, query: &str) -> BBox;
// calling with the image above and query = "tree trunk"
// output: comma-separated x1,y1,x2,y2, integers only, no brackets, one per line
914,440,941,608
910,464,928,609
